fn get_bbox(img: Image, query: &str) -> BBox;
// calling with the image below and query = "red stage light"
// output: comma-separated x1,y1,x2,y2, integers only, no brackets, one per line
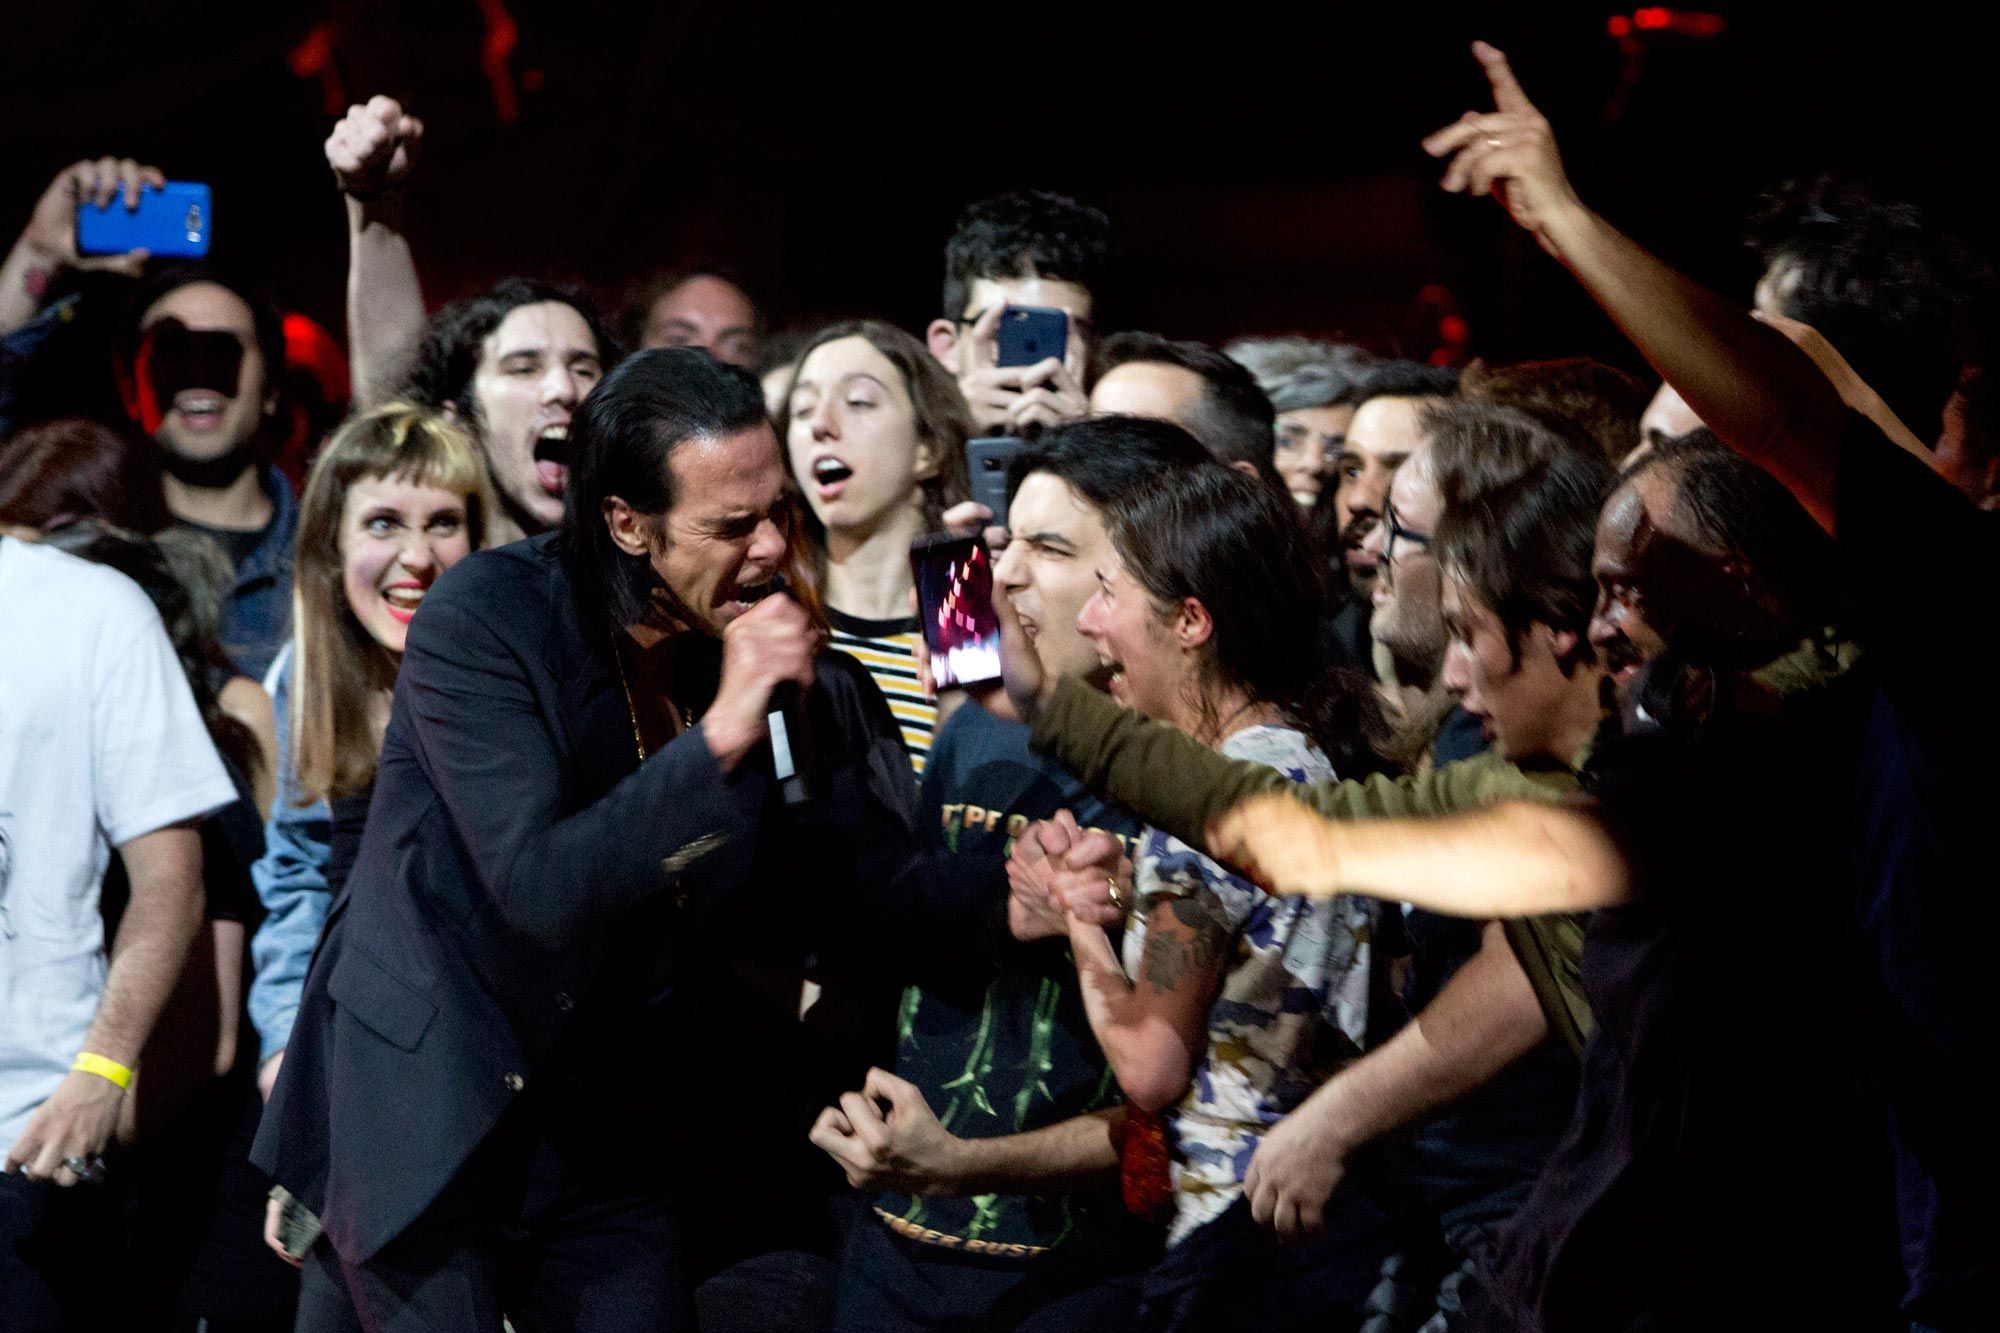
1608,15,1632,35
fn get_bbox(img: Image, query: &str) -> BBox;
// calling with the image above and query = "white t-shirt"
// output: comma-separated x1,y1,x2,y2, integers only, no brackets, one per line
0,536,237,1154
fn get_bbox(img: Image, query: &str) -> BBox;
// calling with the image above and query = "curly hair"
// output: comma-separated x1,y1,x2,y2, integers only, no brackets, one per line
400,277,623,418
941,191,1114,322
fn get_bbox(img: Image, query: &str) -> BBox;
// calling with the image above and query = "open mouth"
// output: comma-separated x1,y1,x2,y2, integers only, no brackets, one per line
173,391,229,431
382,583,427,624
720,575,778,616
533,424,569,496
810,456,853,500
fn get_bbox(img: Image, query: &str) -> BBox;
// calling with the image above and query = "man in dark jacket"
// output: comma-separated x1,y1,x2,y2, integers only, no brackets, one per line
254,350,974,1332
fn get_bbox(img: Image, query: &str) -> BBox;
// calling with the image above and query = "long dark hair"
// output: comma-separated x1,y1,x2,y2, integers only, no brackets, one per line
1104,463,1390,776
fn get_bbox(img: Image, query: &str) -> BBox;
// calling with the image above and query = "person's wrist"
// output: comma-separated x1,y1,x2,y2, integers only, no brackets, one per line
1537,195,1598,265
699,706,760,772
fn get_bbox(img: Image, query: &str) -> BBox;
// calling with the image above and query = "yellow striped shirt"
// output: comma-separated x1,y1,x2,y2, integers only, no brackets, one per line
828,610,935,775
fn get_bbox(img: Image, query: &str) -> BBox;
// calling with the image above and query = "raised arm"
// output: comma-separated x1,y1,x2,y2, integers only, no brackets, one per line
1421,41,1884,529
0,158,163,337
1209,791,1630,919
326,97,429,409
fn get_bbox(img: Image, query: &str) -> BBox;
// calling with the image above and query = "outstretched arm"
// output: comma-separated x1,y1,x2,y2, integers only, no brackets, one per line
1209,791,1630,918
326,97,429,409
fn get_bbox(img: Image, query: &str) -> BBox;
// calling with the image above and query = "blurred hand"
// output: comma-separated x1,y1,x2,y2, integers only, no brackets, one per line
1246,1099,1352,1243
1207,792,1346,897
15,157,165,277
1003,358,1088,434
257,1050,284,1103
4,1070,124,1186
808,1068,963,1194
702,594,817,771
1006,815,1076,940
326,96,425,199
1420,42,1587,257
263,1196,303,1268
989,577,1050,725
1046,826,1131,929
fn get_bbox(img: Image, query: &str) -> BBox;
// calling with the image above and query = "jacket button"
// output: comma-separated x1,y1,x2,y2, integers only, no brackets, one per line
503,1072,525,1092
555,992,574,1013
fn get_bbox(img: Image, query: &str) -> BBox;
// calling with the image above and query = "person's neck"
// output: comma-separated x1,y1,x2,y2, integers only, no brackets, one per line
824,504,926,622
165,464,272,532
1549,665,1609,768
1177,679,1276,750
487,497,542,548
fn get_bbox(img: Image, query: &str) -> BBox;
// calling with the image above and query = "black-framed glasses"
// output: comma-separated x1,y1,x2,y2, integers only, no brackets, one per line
1383,504,1432,563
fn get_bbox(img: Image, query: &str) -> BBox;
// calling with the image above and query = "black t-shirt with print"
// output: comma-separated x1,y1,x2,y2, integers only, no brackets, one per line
872,703,1148,1262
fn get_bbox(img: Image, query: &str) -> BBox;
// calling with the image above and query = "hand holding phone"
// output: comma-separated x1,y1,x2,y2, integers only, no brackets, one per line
996,306,1069,369
15,159,164,278
76,181,210,260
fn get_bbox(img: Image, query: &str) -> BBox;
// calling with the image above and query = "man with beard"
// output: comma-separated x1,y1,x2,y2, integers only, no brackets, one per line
1312,361,1458,669
325,97,619,543
119,264,296,679
1420,42,2000,1325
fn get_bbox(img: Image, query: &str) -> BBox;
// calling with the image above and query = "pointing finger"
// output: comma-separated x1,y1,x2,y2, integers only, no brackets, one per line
1473,41,1535,115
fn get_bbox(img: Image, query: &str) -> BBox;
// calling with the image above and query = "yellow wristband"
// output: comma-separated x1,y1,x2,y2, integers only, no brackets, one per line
72,1052,133,1089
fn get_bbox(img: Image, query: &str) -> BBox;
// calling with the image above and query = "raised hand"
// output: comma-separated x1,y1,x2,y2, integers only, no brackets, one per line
1420,42,1587,256
16,157,167,278
1006,816,1075,940
326,96,425,200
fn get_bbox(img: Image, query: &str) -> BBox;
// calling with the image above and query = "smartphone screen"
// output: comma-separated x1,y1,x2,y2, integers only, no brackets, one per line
911,535,1003,691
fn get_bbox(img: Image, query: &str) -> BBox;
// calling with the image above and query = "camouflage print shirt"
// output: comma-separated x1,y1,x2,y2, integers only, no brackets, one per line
1118,724,1373,1245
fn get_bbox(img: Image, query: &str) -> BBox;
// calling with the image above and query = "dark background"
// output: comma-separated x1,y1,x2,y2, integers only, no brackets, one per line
3,1,1986,371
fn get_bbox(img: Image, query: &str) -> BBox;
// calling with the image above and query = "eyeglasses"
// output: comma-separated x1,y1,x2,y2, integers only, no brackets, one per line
1383,504,1432,564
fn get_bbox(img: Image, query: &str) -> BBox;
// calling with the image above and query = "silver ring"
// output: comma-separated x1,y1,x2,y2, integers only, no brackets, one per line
60,1155,106,1184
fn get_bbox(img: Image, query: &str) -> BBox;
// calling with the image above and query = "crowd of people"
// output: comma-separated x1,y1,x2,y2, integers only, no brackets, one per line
1,37,1994,1333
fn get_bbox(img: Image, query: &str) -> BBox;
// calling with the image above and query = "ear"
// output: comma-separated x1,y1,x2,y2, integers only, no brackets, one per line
602,496,653,558
912,431,941,484
1175,597,1214,652
925,319,960,371
441,399,462,424
1227,459,1261,480
1547,626,1581,664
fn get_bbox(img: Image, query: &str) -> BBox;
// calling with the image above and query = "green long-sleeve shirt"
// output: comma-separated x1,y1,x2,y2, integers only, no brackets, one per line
1028,676,1594,1054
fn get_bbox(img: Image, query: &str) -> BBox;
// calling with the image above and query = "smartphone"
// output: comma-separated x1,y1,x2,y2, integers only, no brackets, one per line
996,305,1068,369
910,533,1003,691
966,436,1028,529
75,181,212,259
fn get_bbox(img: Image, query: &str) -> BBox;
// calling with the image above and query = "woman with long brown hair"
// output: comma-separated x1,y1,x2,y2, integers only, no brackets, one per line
246,402,492,1097
783,319,971,774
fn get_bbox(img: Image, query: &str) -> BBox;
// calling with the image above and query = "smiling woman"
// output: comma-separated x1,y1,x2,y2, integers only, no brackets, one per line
289,402,494,807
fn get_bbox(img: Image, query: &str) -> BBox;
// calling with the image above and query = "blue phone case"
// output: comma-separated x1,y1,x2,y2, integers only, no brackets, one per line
996,306,1068,368
75,181,211,259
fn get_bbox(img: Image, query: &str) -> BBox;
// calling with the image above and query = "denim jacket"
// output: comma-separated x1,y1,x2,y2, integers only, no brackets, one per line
212,465,299,683
247,644,332,1065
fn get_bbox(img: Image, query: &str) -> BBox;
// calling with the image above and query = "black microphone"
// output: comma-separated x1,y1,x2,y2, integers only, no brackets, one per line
756,575,815,805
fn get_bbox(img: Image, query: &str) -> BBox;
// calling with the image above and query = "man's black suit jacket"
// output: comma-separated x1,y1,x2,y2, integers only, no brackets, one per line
251,535,981,1267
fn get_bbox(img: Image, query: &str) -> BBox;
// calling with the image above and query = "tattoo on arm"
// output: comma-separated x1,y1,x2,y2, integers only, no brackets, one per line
1140,894,1232,994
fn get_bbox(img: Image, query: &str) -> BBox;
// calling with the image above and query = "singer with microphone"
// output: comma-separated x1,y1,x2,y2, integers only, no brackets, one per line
255,349,967,1333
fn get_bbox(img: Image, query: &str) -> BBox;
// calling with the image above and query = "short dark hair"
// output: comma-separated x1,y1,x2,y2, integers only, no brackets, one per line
1005,414,1214,510
1436,449,1618,671
1351,358,1460,408
1092,331,1277,475
1423,399,1598,512
941,191,1113,323
125,262,286,400
619,266,764,350
1457,357,1648,464
557,348,771,628
1747,177,1992,443
403,277,622,417
1629,428,1835,633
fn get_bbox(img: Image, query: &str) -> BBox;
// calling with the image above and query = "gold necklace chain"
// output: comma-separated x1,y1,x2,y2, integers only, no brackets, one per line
610,630,696,763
